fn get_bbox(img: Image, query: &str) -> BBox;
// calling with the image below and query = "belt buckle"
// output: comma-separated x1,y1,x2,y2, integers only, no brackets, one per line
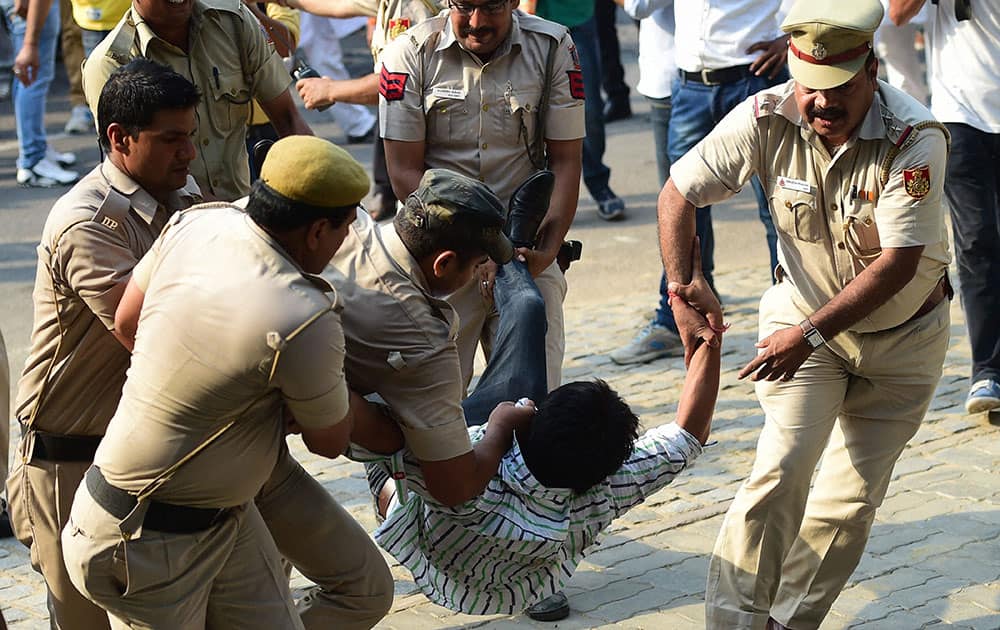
700,69,719,86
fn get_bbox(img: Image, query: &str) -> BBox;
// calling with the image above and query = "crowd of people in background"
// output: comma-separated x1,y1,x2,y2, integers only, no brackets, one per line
0,0,997,627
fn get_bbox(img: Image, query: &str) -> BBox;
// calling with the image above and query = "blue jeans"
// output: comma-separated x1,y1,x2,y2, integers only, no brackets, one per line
81,28,110,57
648,95,672,185
944,122,1000,384
568,17,612,196
3,0,58,169
653,69,786,331
462,261,548,426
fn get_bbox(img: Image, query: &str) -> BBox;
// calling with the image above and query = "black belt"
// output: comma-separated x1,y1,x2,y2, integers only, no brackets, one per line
23,427,102,462
85,466,230,534
680,65,754,86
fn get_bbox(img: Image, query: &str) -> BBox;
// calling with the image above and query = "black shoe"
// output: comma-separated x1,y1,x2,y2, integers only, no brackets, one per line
603,98,632,123
506,170,555,248
347,125,376,145
367,189,398,221
0,499,14,539
593,186,626,221
526,591,569,622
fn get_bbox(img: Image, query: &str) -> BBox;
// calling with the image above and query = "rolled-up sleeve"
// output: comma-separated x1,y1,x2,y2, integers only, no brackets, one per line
275,309,351,429
670,95,761,208
873,127,949,248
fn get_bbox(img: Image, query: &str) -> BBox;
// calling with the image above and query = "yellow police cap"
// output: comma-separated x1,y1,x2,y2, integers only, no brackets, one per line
260,135,370,208
781,0,883,90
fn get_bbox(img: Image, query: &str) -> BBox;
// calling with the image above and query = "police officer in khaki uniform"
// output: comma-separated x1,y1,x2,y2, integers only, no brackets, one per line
656,1,951,627
378,2,585,392
7,59,201,630
62,136,370,629
82,0,313,201
328,169,540,507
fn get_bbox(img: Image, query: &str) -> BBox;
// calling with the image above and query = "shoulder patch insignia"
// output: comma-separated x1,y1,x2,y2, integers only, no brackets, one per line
379,66,409,101
568,44,580,69
903,165,931,199
567,70,584,100
754,94,780,118
387,17,410,40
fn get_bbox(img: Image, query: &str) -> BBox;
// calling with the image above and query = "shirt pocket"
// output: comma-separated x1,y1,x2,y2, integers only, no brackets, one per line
207,69,252,133
844,211,882,262
423,93,465,141
503,88,541,148
769,183,823,243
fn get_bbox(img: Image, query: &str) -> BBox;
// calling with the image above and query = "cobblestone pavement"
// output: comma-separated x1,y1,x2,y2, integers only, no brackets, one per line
2,266,999,628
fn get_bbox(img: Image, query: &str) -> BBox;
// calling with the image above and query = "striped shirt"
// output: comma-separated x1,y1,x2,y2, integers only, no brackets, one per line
362,421,703,615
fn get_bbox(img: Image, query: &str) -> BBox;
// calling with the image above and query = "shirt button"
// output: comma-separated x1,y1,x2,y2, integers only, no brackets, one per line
837,242,846,250
439,107,446,114
784,201,792,209
203,138,210,146
482,104,489,112
481,142,488,149
830,203,838,212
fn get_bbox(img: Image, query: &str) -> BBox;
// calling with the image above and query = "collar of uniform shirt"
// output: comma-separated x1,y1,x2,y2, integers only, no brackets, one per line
437,8,524,60
132,1,206,55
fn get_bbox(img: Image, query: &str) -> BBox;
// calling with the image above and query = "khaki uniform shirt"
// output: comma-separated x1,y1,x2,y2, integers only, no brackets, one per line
671,80,951,334
82,0,292,201
379,10,586,205
327,211,471,462
15,161,200,436
95,205,349,507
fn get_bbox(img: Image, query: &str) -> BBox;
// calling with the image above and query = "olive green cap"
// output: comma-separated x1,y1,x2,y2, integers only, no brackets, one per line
260,135,369,208
781,0,883,90
401,169,514,264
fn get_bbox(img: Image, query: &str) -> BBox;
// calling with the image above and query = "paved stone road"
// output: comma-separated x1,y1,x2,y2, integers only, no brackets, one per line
3,17,999,630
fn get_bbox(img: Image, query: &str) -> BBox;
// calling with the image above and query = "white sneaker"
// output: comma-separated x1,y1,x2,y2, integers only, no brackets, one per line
64,105,95,135
610,323,683,365
16,157,80,187
46,146,77,167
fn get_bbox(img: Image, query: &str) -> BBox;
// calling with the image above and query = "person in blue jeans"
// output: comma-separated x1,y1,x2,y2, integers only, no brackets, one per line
536,0,626,221
4,0,79,187
611,9,789,365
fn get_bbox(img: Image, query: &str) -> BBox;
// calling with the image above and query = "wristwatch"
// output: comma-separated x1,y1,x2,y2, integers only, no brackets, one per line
799,318,826,349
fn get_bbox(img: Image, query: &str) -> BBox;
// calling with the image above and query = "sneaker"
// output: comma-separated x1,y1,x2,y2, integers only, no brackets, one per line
966,379,1000,414
347,124,376,145
525,591,569,622
64,104,95,135
16,157,80,187
46,146,77,167
593,186,625,221
610,323,683,365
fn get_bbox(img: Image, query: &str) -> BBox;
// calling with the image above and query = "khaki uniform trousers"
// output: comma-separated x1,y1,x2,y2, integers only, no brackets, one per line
58,0,86,108
256,443,394,630
450,260,567,393
6,448,111,630
62,482,301,630
706,281,950,630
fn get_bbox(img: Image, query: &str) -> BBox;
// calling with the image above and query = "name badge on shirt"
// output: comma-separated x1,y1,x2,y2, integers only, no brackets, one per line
431,87,465,100
777,176,813,194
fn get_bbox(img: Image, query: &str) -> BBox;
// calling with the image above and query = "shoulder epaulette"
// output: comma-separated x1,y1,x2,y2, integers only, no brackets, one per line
404,15,448,48
105,14,138,65
754,93,781,119
517,12,569,41
92,187,131,237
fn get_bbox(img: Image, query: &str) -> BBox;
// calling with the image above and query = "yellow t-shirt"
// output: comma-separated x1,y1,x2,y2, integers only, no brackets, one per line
72,0,130,32
249,3,300,126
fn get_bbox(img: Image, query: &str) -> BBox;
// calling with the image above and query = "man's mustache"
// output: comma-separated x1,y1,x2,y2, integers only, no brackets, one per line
810,107,846,120
460,26,495,37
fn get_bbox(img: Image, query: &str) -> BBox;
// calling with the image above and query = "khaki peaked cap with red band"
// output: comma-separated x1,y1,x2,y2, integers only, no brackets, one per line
781,0,884,90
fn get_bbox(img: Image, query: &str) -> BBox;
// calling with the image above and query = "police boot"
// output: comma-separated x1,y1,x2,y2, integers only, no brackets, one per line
506,169,555,249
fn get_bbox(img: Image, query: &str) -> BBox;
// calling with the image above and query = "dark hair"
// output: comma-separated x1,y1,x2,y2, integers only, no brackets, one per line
392,196,490,263
97,59,201,151
521,380,640,494
246,180,357,232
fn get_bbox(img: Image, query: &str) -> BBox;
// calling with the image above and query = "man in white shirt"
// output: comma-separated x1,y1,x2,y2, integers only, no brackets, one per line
890,0,1000,415
610,0,789,366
